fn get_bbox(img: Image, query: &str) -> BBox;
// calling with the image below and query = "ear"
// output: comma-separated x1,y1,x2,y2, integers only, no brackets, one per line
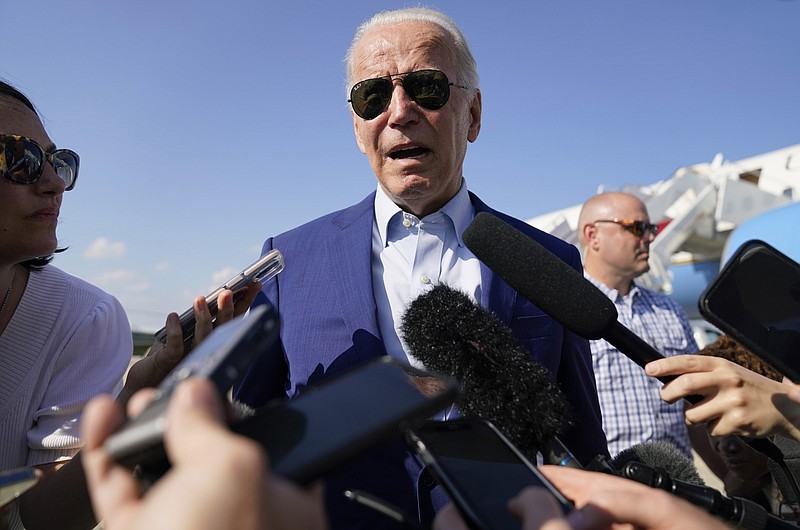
467,89,482,143
581,222,599,250
353,114,367,154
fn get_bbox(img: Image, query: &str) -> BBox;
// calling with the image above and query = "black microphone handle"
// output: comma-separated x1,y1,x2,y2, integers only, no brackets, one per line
623,462,796,530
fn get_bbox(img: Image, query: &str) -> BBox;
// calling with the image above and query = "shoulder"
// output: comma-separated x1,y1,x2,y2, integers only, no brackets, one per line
273,193,375,243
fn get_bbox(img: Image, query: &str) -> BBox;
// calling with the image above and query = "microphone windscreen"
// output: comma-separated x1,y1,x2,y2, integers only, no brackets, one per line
462,212,616,340
612,441,706,486
401,283,573,455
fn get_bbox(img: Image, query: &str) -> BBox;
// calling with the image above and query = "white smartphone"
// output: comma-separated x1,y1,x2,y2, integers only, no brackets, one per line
153,249,284,345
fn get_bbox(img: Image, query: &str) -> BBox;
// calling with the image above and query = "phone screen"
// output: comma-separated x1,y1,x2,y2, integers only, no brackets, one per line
700,240,800,381
409,418,571,530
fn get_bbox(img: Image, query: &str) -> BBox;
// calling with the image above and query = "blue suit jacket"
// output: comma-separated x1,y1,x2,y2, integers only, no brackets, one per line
235,192,607,529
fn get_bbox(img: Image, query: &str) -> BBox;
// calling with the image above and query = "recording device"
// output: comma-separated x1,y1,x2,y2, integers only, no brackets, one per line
407,418,572,530
153,249,285,345
105,304,280,466
0,467,40,509
699,239,800,382
401,283,575,463
232,358,458,485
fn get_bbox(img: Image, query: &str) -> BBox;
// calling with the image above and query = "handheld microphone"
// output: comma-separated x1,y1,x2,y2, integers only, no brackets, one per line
400,283,576,464
621,460,795,530
611,440,705,486
462,212,785,463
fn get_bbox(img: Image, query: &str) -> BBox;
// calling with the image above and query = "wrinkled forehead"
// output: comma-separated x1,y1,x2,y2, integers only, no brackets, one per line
0,94,52,147
351,21,457,81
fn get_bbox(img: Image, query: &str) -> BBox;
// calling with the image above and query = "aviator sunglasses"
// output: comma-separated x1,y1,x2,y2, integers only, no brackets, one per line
348,69,468,120
593,218,659,237
1,134,79,191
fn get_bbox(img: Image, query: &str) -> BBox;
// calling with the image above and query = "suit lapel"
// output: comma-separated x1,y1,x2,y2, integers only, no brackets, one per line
325,193,383,341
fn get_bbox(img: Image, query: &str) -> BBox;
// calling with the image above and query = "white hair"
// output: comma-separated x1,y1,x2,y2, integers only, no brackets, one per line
343,7,479,96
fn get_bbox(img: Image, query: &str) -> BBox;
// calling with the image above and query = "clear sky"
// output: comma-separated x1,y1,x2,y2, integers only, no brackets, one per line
3,0,798,332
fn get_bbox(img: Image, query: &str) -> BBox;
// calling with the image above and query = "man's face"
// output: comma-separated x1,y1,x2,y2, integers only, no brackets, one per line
592,196,655,280
349,20,481,218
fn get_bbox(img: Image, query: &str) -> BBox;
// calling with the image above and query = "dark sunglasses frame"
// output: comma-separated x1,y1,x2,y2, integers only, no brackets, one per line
1,134,79,191
348,69,468,120
594,218,659,237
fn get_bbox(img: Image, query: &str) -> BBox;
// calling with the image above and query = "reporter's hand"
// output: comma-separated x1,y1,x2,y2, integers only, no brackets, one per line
81,379,327,530
538,466,730,530
118,282,261,405
646,355,800,440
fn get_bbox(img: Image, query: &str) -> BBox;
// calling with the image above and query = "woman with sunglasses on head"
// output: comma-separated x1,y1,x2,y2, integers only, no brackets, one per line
0,81,261,530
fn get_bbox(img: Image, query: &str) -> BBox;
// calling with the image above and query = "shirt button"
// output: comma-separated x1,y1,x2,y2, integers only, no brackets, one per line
421,275,431,284
402,218,412,228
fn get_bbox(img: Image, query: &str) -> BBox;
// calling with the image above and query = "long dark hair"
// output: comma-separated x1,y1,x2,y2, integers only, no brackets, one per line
1,80,65,269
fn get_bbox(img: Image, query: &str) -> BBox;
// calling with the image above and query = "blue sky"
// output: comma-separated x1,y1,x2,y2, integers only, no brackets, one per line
3,0,798,332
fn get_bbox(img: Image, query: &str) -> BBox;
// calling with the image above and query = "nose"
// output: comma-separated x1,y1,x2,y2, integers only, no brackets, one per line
35,161,67,195
386,80,419,126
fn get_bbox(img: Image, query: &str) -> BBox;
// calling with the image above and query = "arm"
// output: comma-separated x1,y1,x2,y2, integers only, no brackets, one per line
646,355,800,440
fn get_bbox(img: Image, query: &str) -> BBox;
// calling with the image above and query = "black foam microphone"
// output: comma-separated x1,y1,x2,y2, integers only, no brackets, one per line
462,212,785,463
400,283,576,464
611,440,705,486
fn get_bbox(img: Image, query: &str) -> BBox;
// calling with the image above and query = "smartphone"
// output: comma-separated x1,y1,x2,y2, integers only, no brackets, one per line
232,358,459,485
699,239,800,382
153,249,285,345
407,418,572,530
105,304,280,466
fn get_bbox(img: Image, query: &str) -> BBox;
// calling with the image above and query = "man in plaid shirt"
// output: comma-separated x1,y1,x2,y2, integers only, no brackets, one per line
577,191,698,458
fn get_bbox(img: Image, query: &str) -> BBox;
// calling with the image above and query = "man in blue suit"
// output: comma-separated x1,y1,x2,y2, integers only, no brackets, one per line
235,7,607,529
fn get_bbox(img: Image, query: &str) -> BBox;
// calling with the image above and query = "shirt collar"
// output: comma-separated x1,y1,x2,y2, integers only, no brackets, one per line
373,179,474,247
583,271,641,302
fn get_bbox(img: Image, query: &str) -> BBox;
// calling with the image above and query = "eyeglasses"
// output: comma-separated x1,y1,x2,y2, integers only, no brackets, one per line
348,69,468,120
1,134,79,191
593,218,659,237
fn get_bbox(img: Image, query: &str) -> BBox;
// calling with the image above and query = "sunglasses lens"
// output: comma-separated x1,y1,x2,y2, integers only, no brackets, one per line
3,137,44,184
350,78,392,120
405,70,450,110
51,150,79,190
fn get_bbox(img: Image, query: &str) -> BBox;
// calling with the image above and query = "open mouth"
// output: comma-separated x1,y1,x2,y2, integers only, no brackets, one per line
389,146,429,160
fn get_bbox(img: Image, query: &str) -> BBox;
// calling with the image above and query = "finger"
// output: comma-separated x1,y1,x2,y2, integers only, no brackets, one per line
126,388,158,418
81,395,142,522
233,281,262,317
158,312,187,371
645,354,717,378
507,487,572,530
215,289,235,326
192,296,214,344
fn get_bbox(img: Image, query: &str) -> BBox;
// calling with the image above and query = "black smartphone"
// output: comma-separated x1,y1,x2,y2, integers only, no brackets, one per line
153,249,285,345
232,358,459,485
105,304,280,466
699,239,800,382
407,418,572,530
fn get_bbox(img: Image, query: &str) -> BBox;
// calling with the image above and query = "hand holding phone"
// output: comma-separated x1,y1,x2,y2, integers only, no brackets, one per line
153,249,285,345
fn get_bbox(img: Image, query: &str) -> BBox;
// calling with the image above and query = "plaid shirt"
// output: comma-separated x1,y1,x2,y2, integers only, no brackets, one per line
585,273,698,459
